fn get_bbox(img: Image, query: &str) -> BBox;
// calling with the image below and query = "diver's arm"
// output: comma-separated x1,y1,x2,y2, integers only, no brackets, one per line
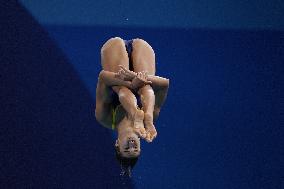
99,70,132,88
95,70,133,125
115,65,168,90
147,76,169,120
96,71,147,128
147,75,169,90
95,77,113,127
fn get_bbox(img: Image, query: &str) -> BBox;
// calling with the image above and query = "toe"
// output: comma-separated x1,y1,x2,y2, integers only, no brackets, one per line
145,132,152,142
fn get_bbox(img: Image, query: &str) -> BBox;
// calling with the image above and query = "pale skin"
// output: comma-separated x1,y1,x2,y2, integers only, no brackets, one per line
95,37,169,158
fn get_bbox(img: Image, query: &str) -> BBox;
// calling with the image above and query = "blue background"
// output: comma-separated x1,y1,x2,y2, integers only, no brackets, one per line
1,0,283,188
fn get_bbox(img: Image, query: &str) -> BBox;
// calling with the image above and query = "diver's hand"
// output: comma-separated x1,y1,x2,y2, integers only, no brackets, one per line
131,72,152,90
115,65,137,81
114,69,128,81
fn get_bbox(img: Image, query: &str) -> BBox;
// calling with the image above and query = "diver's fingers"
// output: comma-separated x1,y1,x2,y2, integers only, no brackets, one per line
128,71,137,78
115,69,121,76
145,80,152,85
120,69,126,75
116,69,125,77
119,65,131,73
118,65,126,70
142,71,147,80
119,65,129,74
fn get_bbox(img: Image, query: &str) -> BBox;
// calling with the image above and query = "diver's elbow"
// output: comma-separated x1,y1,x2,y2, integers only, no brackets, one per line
95,108,103,122
163,78,169,89
98,70,105,82
166,79,169,87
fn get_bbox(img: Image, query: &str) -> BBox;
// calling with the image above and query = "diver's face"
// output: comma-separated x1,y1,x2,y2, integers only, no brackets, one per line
118,133,141,158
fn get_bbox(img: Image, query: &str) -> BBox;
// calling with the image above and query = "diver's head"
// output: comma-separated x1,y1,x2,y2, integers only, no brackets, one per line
114,114,143,176
116,113,143,158
115,133,140,177
115,132,141,158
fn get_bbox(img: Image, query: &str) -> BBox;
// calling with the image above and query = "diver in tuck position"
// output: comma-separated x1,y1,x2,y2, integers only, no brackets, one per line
95,37,169,174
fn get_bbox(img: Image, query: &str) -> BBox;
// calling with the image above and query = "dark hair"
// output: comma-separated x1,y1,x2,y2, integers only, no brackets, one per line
115,147,138,177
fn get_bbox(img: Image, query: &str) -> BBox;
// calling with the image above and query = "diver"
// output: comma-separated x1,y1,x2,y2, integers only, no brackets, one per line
95,37,169,175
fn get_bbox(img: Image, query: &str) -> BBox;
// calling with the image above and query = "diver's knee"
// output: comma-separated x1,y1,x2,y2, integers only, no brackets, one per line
101,37,125,53
133,38,147,46
133,38,154,52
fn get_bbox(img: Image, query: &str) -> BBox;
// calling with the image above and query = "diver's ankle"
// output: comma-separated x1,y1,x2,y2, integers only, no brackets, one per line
144,113,153,123
128,109,143,121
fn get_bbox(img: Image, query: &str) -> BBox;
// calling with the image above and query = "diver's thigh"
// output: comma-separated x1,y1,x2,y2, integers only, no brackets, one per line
101,37,129,72
132,38,155,75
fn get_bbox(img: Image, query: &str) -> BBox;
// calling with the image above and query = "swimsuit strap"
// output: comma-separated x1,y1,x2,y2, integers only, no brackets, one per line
111,106,118,130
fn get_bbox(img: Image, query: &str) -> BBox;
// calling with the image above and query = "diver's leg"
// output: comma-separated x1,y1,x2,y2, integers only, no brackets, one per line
132,39,156,120
101,37,139,119
96,37,129,127
101,37,129,72
132,38,156,119
112,86,139,119
132,39,157,141
137,85,155,122
131,38,156,75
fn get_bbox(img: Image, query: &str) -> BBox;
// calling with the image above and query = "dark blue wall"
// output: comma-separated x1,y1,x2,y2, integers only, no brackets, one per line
0,1,133,188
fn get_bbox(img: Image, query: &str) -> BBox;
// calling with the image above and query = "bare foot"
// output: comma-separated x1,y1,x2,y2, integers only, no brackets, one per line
144,114,157,142
131,109,147,139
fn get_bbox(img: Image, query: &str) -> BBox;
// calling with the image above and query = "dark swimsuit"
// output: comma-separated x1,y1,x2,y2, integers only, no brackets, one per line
124,39,134,70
